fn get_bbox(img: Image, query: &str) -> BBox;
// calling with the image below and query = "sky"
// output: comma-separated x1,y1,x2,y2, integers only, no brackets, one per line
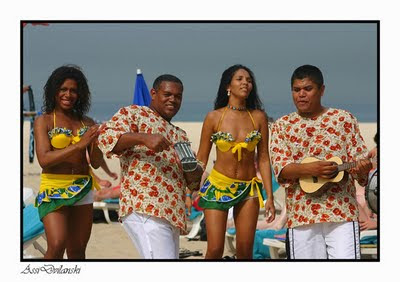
22,22,378,122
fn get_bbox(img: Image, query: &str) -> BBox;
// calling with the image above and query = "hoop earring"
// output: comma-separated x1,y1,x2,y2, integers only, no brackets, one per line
227,90,231,97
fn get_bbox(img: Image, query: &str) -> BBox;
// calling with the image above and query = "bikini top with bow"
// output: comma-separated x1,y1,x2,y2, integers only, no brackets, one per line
48,112,88,149
210,107,261,161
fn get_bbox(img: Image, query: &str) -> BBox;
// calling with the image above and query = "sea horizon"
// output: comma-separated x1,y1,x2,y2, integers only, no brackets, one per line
24,100,378,123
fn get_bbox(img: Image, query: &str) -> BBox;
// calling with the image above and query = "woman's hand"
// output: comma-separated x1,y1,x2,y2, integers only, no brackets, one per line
264,198,276,223
77,124,100,150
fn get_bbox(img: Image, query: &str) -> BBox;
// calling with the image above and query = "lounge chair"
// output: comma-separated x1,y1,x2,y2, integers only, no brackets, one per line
23,204,47,258
93,198,119,224
180,208,204,239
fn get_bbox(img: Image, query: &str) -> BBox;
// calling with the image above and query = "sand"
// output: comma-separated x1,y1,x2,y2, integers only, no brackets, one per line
22,120,377,259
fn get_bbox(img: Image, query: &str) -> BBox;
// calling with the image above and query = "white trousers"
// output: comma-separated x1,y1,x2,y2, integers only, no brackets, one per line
74,190,93,206
287,221,361,259
121,211,180,259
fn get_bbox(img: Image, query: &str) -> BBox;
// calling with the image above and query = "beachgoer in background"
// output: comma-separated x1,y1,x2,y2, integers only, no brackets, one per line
270,64,372,259
34,65,103,259
98,74,203,259
196,64,275,259
357,132,378,230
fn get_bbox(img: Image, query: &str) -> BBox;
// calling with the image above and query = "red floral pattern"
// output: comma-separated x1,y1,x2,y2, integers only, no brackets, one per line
98,105,189,232
270,108,368,228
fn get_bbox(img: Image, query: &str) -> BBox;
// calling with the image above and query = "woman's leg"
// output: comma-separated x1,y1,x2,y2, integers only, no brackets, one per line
203,209,228,259
234,197,259,259
65,204,93,259
42,207,69,259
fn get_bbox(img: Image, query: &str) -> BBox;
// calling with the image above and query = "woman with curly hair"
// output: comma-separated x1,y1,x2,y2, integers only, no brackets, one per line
34,65,102,259
193,64,276,259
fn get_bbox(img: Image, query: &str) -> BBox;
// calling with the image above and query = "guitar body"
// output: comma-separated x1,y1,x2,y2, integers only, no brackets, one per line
299,156,345,193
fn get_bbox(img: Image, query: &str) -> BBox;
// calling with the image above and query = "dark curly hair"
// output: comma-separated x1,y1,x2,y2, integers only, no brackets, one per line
214,64,263,110
42,65,91,118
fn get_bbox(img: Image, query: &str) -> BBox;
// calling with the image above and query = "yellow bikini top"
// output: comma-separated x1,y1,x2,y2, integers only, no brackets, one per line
48,112,88,149
210,107,261,161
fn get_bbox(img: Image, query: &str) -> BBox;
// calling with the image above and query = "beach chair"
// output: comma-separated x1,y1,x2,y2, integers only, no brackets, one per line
93,198,120,224
23,204,47,258
360,229,377,258
180,208,204,239
225,227,236,253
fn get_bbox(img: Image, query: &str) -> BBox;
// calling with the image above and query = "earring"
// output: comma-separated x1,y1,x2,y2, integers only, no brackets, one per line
227,90,231,96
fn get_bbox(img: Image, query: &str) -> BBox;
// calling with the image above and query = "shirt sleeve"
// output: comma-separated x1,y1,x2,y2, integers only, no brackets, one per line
98,106,139,159
346,114,369,186
269,120,296,188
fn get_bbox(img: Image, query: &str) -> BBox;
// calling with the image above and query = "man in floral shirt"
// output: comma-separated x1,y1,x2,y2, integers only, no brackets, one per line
270,65,373,259
98,74,203,259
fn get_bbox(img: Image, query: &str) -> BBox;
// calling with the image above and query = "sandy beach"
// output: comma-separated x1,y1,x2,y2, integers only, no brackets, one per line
22,120,377,259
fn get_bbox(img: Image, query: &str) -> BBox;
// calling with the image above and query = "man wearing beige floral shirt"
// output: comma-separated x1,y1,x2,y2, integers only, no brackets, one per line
98,74,203,259
270,65,373,259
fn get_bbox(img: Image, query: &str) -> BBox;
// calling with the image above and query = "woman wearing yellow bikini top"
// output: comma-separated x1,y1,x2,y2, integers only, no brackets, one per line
34,65,103,259
195,64,276,259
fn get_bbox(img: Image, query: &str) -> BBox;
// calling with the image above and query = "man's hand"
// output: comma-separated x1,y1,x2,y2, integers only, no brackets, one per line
305,161,338,179
184,165,204,191
143,134,171,152
351,159,372,177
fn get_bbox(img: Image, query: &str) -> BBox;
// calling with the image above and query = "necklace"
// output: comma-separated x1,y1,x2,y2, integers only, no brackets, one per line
227,104,247,111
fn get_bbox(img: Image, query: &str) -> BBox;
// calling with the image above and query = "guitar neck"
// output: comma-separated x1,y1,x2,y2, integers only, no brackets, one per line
337,162,357,172
336,157,375,172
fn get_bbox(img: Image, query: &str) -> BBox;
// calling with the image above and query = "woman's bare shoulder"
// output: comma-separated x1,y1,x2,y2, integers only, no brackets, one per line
82,115,96,126
34,113,52,127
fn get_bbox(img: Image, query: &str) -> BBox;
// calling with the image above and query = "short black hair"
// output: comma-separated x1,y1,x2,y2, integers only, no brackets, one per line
153,74,183,90
291,64,324,89
214,64,264,110
42,65,90,118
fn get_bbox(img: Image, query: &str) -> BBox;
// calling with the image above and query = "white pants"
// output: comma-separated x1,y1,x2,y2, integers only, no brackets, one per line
73,190,93,206
287,221,361,259
121,211,180,259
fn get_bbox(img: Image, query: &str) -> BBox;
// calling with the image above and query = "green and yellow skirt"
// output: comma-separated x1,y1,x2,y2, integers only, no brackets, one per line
198,169,265,210
35,173,99,220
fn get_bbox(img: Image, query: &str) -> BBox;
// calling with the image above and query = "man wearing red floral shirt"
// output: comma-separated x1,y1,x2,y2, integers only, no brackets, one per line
270,65,373,259
98,74,203,259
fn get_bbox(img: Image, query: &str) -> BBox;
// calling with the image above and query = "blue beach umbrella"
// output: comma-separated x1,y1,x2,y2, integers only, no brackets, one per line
133,69,151,106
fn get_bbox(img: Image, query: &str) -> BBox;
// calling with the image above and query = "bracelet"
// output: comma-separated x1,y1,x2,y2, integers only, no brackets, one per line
186,193,192,198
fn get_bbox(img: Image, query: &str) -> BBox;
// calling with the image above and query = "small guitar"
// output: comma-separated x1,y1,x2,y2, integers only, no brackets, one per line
299,156,374,193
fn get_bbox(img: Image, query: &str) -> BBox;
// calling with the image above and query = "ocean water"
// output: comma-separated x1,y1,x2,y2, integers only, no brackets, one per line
85,101,378,123
24,97,377,123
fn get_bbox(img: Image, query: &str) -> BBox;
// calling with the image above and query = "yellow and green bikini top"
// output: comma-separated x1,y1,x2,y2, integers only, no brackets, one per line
210,107,261,161
48,112,88,149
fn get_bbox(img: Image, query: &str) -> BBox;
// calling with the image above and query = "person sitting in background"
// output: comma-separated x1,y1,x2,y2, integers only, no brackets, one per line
357,132,378,230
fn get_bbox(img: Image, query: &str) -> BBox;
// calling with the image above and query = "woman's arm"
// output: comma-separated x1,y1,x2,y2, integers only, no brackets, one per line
85,117,103,169
256,111,275,222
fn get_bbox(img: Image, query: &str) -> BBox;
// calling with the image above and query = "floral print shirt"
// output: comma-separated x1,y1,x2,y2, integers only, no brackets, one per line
98,105,189,232
270,108,368,228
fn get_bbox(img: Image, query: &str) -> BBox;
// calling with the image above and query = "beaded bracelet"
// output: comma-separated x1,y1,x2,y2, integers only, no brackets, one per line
186,193,192,199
